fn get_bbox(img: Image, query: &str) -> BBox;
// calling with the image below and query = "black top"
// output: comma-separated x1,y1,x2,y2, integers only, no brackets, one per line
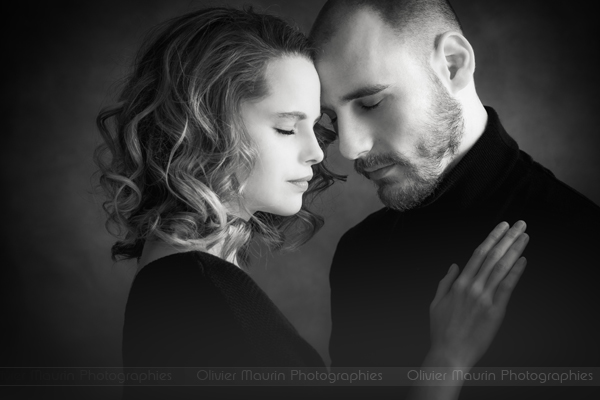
329,107,600,399
122,250,325,399
123,250,324,368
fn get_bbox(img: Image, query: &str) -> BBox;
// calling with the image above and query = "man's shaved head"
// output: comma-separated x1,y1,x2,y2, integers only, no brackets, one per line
309,0,471,211
309,0,462,64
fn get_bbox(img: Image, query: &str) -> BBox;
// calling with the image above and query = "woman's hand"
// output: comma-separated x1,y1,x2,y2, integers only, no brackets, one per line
428,221,528,369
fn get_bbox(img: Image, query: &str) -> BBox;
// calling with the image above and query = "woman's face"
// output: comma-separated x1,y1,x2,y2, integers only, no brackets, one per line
238,56,324,218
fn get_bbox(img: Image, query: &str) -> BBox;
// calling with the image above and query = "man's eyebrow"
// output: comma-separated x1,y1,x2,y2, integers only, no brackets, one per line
275,111,321,124
341,84,389,103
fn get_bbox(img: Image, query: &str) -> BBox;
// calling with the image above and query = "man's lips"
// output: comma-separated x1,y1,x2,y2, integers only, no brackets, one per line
363,163,395,174
365,164,396,180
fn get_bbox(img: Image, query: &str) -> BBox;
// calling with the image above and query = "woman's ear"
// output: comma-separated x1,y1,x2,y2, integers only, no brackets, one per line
430,31,475,95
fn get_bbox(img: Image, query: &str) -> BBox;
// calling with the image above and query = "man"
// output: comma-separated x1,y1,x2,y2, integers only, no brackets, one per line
309,0,599,398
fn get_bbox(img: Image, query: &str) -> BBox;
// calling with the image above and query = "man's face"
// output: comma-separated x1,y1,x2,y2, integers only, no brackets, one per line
316,9,463,211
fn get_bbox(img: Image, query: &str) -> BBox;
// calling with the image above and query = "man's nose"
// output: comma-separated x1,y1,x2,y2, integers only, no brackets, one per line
337,115,373,160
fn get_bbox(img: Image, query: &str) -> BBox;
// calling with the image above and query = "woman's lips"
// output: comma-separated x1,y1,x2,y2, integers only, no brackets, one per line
287,175,312,190
288,180,309,190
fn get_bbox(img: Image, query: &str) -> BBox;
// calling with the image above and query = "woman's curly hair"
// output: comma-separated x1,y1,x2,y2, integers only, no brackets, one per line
94,6,343,266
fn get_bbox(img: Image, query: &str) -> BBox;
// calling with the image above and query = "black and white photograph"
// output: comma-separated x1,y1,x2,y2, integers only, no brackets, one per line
2,1,599,399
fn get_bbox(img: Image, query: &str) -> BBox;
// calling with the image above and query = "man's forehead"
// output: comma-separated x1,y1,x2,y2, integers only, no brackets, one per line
319,9,388,59
315,10,411,105
319,8,410,54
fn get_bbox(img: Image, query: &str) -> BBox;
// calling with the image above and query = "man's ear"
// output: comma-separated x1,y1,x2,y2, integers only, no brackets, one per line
430,32,475,94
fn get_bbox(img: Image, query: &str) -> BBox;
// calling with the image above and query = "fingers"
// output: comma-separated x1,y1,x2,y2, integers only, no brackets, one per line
471,221,527,289
432,264,460,307
483,233,529,294
493,257,527,309
459,222,510,282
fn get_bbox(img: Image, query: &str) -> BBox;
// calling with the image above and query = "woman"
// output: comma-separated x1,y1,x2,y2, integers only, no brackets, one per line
95,6,528,399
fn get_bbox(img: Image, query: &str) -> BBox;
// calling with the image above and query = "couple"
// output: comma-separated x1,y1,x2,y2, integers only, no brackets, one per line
95,1,599,399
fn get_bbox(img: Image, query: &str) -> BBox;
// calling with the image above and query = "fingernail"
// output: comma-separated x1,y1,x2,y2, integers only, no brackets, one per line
522,233,529,242
520,257,527,267
515,220,526,230
498,221,509,230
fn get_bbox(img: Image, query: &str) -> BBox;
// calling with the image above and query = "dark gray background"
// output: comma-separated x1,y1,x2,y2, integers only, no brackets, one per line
2,0,598,392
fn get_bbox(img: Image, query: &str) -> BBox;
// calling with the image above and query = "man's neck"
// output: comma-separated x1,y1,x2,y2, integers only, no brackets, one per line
447,92,488,172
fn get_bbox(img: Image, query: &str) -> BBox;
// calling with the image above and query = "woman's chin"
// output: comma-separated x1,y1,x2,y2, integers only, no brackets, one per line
268,204,302,217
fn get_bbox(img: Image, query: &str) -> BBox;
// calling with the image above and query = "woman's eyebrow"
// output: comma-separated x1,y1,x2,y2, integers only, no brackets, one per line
274,111,307,120
274,111,321,124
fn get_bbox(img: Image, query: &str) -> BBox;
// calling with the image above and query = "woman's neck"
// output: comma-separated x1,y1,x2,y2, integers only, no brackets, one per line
137,237,239,273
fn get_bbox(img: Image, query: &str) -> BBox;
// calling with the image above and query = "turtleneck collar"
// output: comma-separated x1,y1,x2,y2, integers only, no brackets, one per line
409,106,520,213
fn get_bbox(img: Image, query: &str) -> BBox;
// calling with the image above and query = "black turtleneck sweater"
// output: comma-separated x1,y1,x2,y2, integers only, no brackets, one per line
329,107,600,399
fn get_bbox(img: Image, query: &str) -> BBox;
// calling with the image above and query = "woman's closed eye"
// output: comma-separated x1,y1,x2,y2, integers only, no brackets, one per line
275,128,296,135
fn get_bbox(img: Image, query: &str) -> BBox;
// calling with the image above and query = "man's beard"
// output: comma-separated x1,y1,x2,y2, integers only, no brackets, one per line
355,72,464,211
